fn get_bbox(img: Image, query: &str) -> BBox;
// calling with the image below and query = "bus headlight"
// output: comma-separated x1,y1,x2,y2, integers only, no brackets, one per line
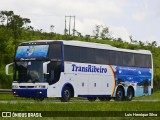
34,85,46,88
12,85,18,88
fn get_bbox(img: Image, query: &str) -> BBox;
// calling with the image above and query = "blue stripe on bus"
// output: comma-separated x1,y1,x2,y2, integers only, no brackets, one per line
61,41,64,72
12,89,47,98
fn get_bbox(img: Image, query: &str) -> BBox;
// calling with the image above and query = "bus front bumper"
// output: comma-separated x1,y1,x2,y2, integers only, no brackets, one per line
12,89,47,98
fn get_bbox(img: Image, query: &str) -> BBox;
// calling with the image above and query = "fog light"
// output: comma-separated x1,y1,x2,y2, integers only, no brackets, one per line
13,91,19,97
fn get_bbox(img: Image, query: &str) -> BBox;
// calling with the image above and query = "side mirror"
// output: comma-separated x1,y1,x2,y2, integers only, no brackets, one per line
5,63,14,75
43,61,50,74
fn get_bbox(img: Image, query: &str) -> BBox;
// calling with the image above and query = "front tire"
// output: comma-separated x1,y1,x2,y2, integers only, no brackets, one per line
61,86,71,102
115,87,124,101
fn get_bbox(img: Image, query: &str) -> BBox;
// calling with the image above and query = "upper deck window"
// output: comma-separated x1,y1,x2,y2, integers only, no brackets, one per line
15,45,49,59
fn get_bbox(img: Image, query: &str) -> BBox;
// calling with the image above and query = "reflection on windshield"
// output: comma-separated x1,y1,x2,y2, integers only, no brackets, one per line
15,61,45,83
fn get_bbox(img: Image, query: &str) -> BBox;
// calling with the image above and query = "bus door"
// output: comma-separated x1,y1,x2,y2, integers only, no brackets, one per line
47,43,64,85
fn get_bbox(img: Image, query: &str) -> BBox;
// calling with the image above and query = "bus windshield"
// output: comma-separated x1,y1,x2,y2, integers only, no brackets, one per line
14,61,46,83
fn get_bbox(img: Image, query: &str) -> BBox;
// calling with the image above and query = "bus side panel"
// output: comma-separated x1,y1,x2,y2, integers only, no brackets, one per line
88,75,115,95
47,73,66,97
64,62,116,97
112,66,152,97
73,74,89,96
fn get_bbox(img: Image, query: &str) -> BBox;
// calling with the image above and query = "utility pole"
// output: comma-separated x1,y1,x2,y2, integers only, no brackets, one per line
64,16,67,35
65,16,76,36
69,16,71,35
73,16,75,36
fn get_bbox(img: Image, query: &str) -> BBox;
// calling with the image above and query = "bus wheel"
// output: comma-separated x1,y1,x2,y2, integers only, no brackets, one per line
38,97,44,101
99,97,111,101
115,87,124,101
61,86,71,102
126,87,134,101
87,97,96,101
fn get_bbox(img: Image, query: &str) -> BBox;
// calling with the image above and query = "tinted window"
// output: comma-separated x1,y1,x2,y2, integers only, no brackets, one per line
49,44,62,60
64,45,80,62
145,55,152,68
64,45,152,68
134,54,146,67
109,51,123,66
123,52,134,66
95,49,109,64
80,47,95,63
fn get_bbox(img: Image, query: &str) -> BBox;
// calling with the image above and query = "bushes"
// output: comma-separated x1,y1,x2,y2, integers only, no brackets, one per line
0,66,12,89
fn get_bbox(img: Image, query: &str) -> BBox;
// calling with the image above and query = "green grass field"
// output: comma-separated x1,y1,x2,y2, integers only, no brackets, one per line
0,91,160,120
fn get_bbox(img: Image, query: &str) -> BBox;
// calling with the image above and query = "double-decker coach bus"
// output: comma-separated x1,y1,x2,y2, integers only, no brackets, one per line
6,40,153,102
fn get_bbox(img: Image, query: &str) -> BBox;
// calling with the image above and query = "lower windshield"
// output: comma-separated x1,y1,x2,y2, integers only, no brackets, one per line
14,61,46,83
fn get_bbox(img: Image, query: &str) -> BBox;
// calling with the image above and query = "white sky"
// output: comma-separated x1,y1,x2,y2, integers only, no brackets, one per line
0,0,160,45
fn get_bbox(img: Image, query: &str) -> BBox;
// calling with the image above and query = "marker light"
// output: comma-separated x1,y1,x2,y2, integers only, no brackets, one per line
12,85,18,88
34,85,46,88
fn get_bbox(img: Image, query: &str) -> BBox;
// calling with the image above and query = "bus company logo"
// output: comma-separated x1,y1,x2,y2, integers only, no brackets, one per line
2,112,42,118
26,46,35,56
72,64,107,73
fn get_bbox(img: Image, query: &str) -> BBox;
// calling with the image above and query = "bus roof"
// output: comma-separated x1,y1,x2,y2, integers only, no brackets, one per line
21,40,151,55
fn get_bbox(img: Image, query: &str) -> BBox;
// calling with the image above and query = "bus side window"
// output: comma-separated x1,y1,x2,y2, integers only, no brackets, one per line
49,43,62,60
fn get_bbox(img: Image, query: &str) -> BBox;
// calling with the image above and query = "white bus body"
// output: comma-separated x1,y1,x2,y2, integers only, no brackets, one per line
6,40,153,101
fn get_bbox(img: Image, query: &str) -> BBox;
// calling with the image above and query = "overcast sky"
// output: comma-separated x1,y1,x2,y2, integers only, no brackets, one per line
0,0,160,45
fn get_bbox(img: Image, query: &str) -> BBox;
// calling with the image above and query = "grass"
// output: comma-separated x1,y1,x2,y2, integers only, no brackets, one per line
133,91,160,100
1,91,160,119
0,101,160,111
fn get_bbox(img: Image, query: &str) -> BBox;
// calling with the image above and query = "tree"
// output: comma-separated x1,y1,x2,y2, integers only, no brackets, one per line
0,11,6,25
93,25,112,40
139,41,144,46
129,35,133,44
151,41,157,47
8,15,24,48
23,18,31,28
117,38,123,42
76,31,83,37
50,25,54,33
0,11,31,49
129,35,137,44
100,26,110,40
93,25,101,39
0,11,14,27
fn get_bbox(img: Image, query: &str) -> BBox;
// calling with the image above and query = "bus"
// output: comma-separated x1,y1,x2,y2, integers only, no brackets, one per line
5,40,153,102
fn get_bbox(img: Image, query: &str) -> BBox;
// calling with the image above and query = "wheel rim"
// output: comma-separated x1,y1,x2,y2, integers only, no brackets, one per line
117,91,122,99
64,90,70,98
128,91,133,99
